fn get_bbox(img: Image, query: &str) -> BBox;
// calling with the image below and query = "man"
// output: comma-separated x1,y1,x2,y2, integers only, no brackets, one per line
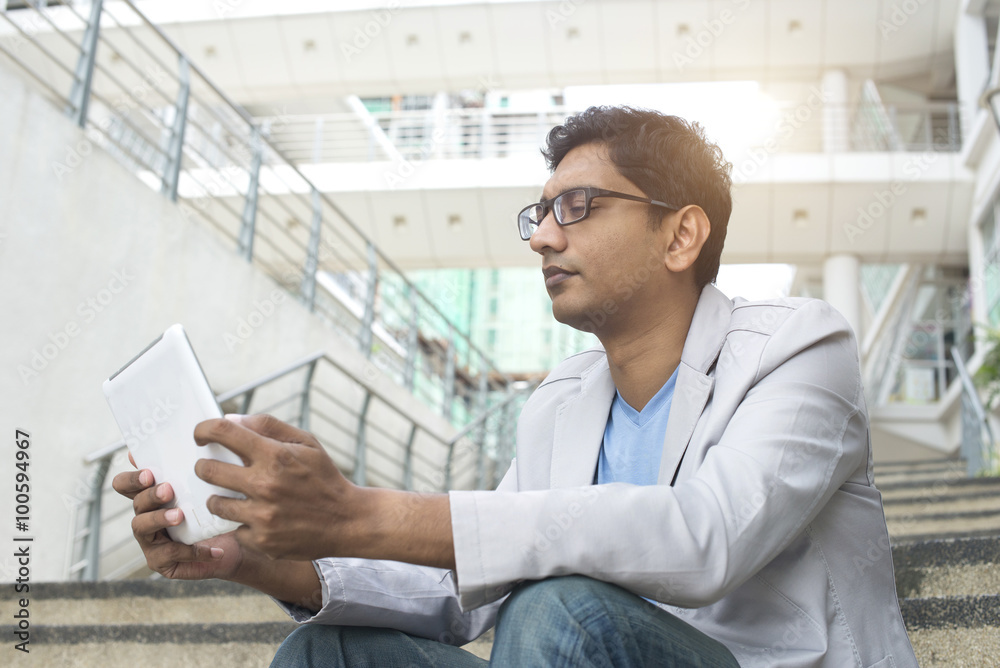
115,106,918,667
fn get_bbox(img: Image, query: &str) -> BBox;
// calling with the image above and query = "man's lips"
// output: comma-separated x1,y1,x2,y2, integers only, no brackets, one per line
543,266,577,288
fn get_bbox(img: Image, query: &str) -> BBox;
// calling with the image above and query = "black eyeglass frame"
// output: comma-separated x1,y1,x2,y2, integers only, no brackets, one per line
517,187,680,241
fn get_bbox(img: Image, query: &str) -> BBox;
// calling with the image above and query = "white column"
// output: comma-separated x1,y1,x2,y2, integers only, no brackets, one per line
955,7,990,137
823,254,862,342
968,213,990,327
821,70,850,153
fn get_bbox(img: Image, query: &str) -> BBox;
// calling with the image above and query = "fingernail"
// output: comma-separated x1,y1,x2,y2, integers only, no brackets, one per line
139,470,152,486
224,414,244,424
156,484,169,501
165,509,181,524
210,547,224,559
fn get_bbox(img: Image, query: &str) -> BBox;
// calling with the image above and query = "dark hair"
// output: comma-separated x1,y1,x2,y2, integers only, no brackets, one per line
541,106,732,288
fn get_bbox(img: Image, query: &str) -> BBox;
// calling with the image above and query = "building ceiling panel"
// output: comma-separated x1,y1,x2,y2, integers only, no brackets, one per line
166,23,244,91
367,190,433,266
329,191,379,246
656,0,714,78
327,11,394,85
227,17,293,88
883,185,952,256
766,0,824,74
422,188,489,265
599,1,659,83
828,184,896,257
483,4,551,88
480,187,538,268
723,184,772,263
769,184,832,261
876,0,942,72
276,14,344,87
433,5,496,89
547,0,604,84
709,0,770,76
822,0,879,72
383,9,445,88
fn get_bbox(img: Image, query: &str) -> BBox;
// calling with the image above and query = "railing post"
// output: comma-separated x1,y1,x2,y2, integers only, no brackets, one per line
951,345,997,476
445,438,456,491
238,126,262,261
239,388,255,415
161,56,190,202
404,287,419,391
66,0,103,128
402,423,417,490
948,104,958,149
301,186,322,310
299,359,318,431
442,326,456,420
359,243,378,357
353,391,372,485
82,457,112,581
475,369,489,489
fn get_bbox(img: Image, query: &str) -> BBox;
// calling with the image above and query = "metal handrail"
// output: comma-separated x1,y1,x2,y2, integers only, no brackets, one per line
74,346,529,580
951,346,998,477
255,100,964,165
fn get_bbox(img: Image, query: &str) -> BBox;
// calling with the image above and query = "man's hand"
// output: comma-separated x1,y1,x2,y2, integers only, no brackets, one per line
195,414,456,570
112,460,243,581
193,414,358,561
112,448,323,612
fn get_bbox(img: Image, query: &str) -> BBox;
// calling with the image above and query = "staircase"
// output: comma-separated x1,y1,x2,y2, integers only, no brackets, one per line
878,458,1000,666
3,458,996,666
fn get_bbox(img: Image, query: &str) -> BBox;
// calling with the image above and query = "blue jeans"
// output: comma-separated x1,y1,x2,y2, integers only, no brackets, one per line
270,575,740,667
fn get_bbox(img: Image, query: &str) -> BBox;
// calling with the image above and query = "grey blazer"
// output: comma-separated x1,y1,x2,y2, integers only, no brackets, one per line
285,285,918,668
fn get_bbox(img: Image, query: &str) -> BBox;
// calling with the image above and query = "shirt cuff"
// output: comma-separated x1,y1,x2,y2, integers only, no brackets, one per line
271,559,345,624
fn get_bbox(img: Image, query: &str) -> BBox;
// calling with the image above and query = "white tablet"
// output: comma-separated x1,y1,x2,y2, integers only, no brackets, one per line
103,324,244,545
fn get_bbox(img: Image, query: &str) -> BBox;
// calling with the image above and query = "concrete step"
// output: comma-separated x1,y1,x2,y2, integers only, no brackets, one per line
878,475,1000,497
887,515,1000,542
875,465,971,487
874,458,964,475
892,537,1000,598
1,538,996,666
0,579,491,666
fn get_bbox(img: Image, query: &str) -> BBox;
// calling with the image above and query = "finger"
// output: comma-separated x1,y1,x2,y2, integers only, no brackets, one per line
194,457,252,495
194,416,264,462
235,414,320,448
205,494,249,525
128,451,136,469
131,506,184,543
132,482,175,516
112,469,155,499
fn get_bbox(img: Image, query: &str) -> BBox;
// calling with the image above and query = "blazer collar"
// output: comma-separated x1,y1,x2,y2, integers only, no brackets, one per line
549,284,733,488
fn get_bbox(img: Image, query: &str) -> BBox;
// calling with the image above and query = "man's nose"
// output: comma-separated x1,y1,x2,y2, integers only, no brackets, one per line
528,210,567,254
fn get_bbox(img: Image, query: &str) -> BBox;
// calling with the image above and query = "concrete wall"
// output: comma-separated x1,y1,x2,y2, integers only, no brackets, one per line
0,61,460,582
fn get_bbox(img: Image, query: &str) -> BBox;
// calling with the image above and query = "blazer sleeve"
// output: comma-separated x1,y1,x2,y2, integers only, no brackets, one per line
449,300,868,611
271,459,520,643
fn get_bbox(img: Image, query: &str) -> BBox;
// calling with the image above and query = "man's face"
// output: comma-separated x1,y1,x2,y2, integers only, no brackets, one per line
529,142,670,334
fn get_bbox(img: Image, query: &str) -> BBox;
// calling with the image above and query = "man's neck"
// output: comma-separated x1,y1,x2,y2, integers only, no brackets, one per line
599,286,701,412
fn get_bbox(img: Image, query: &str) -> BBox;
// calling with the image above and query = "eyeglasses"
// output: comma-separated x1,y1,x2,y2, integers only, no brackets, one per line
517,187,679,241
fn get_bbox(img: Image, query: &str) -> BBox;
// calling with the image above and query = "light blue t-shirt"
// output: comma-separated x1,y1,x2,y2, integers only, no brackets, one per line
596,367,679,486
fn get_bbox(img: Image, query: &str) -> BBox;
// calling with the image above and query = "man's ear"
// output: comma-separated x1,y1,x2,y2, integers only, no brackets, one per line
664,205,711,274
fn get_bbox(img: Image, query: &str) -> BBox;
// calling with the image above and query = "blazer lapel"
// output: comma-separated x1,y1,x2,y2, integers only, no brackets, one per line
549,356,616,488
657,285,733,485
658,364,714,484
